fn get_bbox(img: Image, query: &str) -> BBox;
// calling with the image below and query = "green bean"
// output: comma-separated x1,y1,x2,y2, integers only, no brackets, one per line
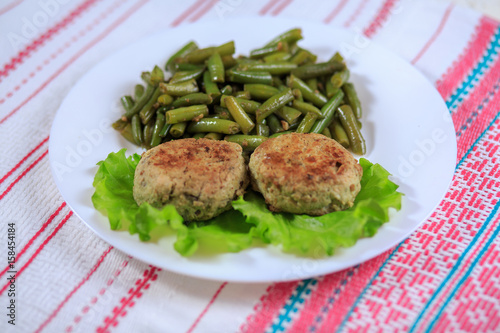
331,68,350,88
221,54,237,68
119,123,136,144
192,133,205,139
290,50,310,65
291,100,323,118
269,130,292,138
159,79,198,97
220,84,233,96
165,41,198,72
329,51,344,63
150,65,164,86
342,82,362,118
250,43,286,59
170,122,188,138
159,122,172,138
120,95,134,112
172,93,213,108
264,28,303,47
131,114,143,145
202,71,221,99
169,67,205,84
239,62,297,75
224,96,255,134
165,105,209,124
233,90,251,99
310,90,344,134
275,106,302,124
255,88,294,123
151,110,166,147
187,118,241,135
292,88,303,101
134,84,144,100
266,114,284,133
224,135,268,151
291,61,345,80
256,121,270,137
207,52,225,83
124,84,155,119
157,94,174,106
337,105,365,155
220,95,260,114
175,63,204,71
226,70,273,85
204,132,223,140
139,86,162,124
322,127,332,138
183,41,235,63
272,76,286,89
306,78,318,91
287,74,327,108
263,52,291,63
325,77,338,99
329,117,349,148
296,112,318,133
143,120,155,149
244,84,279,100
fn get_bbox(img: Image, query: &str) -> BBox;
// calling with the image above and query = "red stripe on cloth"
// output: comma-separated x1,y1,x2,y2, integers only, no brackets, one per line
285,267,357,332
324,0,349,24
239,281,300,333
0,0,22,16
0,211,73,296
186,282,228,333
0,0,99,79
270,0,292,16
170,0,207,27
317,251,394,332
66,258,129,333
411,4,454,65
0,136,48,185
344,0,369,28
363,0,398,38
259,0,281,15
35,246,113,333
188,0,219,23
0,202,66,279
0,149,48,201
1,0,125,102
436,16,499,101
0,0,149,126
96,265,160,332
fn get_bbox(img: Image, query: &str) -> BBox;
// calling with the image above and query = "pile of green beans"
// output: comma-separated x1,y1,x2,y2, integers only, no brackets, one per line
112,28,366,155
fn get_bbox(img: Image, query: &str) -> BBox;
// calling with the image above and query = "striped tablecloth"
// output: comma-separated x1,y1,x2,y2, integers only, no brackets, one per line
1,0,499,332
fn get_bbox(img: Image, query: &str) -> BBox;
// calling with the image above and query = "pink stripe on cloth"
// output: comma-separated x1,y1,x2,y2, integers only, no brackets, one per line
363,0,399,38
0,0,149,126
34,246,114,333
0,136,48,185
411,4,454,65
188,0,219,23
259,0,282,15
186,282,228,333
0,211,73,296
0,0,23,16
0,0,100,80
344,0,369,28
270,0,292,16
170,0,207,27
436,16,499,100
96,266,160,332
323,0,349,24
0,202,66,279
240,281,300,333
0,0,126,102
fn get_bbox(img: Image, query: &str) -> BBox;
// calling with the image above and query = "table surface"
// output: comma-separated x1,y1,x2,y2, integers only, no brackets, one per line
1,1,500,332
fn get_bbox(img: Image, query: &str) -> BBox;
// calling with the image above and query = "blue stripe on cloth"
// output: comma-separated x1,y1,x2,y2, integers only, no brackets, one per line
424,200,500,332
269,279,316,333
336,242,404,332
456,111,500,168
408,199,500,333
446,25,500,110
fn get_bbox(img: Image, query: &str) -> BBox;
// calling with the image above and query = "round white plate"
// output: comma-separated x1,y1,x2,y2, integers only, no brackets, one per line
49,17,456,283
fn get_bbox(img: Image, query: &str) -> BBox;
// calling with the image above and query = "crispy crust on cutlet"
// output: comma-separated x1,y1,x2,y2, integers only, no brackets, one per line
249,133,363,215
133,138,248,221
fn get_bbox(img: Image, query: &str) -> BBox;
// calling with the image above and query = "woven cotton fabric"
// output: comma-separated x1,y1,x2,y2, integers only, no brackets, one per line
0,0,499,332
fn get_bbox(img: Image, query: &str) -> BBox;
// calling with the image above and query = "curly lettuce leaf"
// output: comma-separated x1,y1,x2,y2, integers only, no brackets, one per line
232,158,403,256
92,151,402,257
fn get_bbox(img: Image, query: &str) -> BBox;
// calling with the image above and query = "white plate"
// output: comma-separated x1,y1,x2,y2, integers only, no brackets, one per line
49,17,456,283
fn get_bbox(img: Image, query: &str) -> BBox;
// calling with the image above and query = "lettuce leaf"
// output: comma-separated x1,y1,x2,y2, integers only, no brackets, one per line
91,150,402,257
